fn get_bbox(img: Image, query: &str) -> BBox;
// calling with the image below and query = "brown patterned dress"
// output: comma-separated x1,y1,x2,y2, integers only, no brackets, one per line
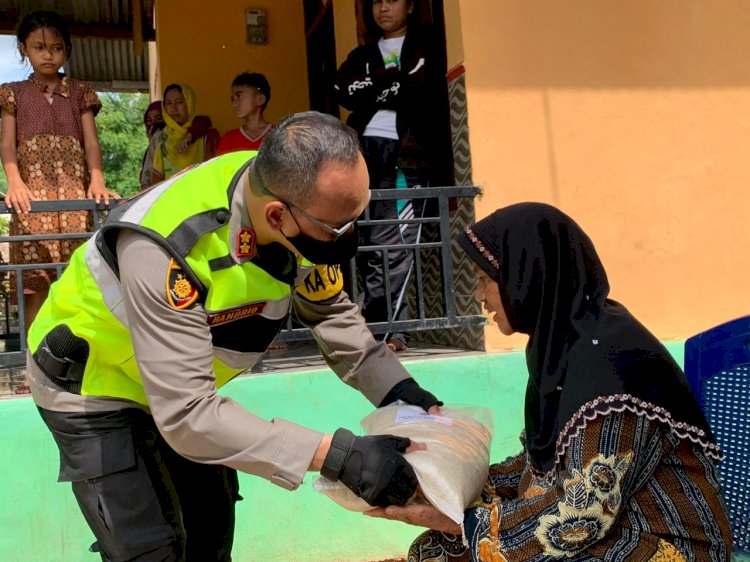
0,75,101,295
407,409,732,561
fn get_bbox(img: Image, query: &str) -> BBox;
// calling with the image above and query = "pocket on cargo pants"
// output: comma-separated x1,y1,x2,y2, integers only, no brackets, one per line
38,407,184,562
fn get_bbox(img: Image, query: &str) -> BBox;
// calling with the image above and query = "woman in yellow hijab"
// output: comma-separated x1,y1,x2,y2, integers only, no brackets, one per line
145,83,220,186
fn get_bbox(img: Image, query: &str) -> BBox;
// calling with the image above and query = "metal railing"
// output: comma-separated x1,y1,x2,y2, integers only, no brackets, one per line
0,200,108,368
0,187,484,368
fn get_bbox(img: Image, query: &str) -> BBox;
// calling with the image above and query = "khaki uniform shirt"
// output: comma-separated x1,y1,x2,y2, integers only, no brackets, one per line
28,169,411,491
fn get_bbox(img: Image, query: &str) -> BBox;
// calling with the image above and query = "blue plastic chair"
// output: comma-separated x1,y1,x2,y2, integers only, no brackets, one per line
685,316,750,557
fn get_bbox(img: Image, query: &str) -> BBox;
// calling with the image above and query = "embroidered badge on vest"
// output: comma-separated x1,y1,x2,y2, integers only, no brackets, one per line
207,302,268,326
166,259,199,309
296,264,343,302
237,228,256,258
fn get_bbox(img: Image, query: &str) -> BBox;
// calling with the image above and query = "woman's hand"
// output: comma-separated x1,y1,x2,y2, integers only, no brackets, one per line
365,502,462,535
87,179,120,206
176,133,193,154
406,441,426,453
4,177,35,214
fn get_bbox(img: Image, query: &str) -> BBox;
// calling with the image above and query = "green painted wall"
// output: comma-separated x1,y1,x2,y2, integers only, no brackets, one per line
0,342,685,562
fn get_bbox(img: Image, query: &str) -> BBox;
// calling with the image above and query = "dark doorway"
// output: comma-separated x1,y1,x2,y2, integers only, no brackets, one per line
304,0,340,117
352,0,454,187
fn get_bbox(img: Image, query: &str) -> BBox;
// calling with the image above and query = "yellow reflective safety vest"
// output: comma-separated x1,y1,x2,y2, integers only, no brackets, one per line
29,151,303,406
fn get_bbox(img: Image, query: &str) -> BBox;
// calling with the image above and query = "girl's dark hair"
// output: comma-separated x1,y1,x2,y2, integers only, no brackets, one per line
163,83,184,98
17,10,73,61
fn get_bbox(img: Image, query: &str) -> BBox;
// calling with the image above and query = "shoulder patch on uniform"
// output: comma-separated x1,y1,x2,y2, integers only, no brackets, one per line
237,228,256,258
166,258,199,309
296,264,344,302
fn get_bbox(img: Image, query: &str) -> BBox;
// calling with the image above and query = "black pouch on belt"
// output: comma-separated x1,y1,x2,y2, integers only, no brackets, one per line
32,325,90,394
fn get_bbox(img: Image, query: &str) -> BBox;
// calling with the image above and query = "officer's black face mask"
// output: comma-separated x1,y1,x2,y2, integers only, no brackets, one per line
258,178,361,265
282,221,359,265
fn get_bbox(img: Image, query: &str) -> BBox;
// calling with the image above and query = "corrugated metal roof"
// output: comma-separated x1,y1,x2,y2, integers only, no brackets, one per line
0,0,155,36
0,0,154,90
67,37,150,90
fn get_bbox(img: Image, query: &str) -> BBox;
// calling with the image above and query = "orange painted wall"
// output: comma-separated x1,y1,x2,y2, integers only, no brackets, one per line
333,1,357,67
153,1,749,352
451,1,750,350
155,0,310,135
443,0,464,71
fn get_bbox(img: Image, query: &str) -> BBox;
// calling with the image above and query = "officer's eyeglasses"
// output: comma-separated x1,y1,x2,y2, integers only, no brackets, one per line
261,186,364,242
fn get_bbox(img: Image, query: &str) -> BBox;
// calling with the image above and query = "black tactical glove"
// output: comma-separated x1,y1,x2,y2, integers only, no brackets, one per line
321,428,417,507
379,378,444,411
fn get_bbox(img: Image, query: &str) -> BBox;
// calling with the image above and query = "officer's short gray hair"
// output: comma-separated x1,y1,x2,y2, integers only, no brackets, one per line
251,111,361,207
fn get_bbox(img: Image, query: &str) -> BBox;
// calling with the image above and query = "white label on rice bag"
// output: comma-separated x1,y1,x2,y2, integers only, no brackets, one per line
395,407,454,426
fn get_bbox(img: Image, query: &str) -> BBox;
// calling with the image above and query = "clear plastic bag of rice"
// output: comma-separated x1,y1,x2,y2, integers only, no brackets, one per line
314,403,494,524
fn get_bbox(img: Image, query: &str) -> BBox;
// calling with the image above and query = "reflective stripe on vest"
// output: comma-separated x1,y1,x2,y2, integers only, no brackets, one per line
29,151,298,405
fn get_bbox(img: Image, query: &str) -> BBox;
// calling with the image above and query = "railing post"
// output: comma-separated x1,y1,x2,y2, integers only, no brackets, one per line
15,276,26,350
438,191,457,321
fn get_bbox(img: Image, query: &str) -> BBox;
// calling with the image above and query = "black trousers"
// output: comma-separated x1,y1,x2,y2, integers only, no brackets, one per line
358,135,425,344
37,407,240,562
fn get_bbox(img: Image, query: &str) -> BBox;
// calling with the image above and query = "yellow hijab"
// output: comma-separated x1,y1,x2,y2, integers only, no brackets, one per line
153,83,205,178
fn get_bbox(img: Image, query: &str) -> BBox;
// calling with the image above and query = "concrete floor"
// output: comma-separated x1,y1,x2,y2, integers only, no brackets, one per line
253,339,478,375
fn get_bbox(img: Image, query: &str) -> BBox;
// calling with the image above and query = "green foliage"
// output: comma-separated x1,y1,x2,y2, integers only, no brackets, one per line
97,92,150,198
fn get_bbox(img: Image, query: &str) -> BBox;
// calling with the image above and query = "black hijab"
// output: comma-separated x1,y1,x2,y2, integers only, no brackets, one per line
457,203,719,477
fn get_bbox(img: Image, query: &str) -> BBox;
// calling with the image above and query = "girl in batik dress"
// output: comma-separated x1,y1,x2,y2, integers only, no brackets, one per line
0,10,118,331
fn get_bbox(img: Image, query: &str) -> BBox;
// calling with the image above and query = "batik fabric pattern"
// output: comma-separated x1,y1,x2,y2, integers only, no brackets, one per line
408,408,732,561
0,75,99,295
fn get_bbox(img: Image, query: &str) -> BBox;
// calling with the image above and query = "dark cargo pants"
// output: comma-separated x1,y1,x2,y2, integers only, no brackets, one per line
37,407,240,562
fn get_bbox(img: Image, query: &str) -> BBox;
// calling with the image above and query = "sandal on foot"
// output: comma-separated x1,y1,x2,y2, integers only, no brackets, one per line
386,338,408,352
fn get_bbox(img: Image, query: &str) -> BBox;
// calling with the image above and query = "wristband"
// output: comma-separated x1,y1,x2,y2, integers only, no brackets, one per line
320,428,355,481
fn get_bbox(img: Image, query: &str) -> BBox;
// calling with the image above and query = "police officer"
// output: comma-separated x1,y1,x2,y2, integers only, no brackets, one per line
26,111,442,561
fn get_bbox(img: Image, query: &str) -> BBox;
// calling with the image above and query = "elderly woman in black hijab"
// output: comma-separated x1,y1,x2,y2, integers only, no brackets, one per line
368,203,732,561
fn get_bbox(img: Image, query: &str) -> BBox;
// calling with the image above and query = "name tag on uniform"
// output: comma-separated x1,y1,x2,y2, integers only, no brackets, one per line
207,302,267,326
